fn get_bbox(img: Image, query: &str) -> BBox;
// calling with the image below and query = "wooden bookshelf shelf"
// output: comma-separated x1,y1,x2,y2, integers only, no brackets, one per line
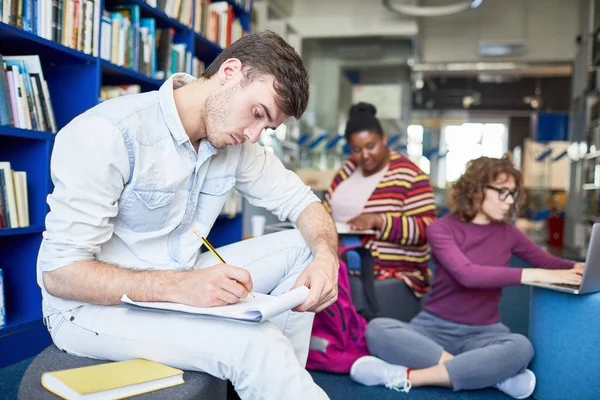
100,59,164,91
0,313,39,335
194,32,223,63
0,226,45,236
0,127,55,141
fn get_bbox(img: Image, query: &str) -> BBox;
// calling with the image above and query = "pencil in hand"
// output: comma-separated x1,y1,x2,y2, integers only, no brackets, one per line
192,229,255,298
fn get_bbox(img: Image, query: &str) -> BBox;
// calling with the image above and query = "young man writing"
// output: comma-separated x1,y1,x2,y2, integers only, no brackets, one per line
37,31,338,400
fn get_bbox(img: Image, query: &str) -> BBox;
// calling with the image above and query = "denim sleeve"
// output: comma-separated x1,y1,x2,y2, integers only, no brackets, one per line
234,142,320,223
38,116,131,272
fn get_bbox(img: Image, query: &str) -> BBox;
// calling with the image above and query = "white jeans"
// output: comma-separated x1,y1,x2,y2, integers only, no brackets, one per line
47,230,329,400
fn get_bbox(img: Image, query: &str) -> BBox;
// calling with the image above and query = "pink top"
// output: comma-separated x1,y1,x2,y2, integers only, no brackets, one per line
329,165,389,223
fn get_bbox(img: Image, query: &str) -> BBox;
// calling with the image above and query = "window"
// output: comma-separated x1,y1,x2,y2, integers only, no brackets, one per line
407,124,430,174
442,122,507,183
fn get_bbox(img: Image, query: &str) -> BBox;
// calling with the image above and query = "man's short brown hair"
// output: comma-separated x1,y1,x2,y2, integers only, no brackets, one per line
449,154,524,222
202,31,309,120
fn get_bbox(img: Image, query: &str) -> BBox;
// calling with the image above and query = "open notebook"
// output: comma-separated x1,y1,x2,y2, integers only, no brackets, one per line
120,286,310,323
41,359,183,400
265,221,376,236
334,222,376,235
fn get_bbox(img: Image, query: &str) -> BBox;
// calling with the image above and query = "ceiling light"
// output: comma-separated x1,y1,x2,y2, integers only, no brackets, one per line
383,0,483,17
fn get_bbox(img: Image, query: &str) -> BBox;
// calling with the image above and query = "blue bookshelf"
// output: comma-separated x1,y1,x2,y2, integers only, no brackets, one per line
0,0,250,369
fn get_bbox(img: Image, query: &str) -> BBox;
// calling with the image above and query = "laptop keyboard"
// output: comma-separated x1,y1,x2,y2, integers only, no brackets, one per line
552,283,581,290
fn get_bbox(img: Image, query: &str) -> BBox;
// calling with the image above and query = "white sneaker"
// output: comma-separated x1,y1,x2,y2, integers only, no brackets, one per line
349,355,412,393
494,369,536,399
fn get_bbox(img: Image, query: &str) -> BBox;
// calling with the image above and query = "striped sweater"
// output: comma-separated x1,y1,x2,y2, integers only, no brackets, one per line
323,152,437,297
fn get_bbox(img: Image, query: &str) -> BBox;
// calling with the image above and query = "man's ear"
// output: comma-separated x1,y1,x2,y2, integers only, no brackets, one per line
218,58,243,85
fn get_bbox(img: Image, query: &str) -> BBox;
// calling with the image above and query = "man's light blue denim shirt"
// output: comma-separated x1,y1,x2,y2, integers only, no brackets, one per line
37,73,319,317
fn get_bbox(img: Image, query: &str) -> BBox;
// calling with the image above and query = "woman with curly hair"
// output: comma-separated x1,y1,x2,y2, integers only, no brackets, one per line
349,155,584,398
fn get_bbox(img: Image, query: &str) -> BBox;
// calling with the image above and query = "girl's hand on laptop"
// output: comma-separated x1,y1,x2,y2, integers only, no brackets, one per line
522,268,583,286
573,262,585,275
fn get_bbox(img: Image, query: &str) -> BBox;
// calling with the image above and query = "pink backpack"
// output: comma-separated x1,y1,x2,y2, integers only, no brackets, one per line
306,248,370,373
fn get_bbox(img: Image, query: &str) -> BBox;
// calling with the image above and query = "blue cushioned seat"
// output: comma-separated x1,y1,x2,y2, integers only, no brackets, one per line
529,287,600,399
18,345,228,399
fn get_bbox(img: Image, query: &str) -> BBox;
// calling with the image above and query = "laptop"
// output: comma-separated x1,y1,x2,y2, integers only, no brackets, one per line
528,223,600,294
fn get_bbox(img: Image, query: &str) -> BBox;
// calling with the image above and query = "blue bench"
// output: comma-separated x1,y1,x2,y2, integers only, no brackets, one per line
529,287,600,399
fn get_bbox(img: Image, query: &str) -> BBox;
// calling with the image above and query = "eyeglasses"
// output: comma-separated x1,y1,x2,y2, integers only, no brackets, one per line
484,185,519,202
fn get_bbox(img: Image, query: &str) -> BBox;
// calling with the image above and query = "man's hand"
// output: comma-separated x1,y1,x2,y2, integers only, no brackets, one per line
347,213,383,231
171,264,253,308
292,256,338,313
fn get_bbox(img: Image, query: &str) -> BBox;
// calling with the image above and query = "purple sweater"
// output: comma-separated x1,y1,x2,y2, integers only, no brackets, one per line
424,215,574,325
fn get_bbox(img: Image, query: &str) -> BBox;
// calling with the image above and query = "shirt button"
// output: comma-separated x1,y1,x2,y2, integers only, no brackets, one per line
216,186,221,193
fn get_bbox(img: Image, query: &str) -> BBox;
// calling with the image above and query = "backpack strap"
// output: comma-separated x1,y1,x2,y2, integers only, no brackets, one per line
339,246,382,321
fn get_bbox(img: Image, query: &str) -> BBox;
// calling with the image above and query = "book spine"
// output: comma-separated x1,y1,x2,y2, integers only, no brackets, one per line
0,269,5,329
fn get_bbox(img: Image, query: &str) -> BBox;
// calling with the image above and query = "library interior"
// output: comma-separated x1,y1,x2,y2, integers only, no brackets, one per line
0,0,599,399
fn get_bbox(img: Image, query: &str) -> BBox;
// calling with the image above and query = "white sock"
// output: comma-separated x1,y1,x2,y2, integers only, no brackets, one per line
349,355,412,392
494,369,536,399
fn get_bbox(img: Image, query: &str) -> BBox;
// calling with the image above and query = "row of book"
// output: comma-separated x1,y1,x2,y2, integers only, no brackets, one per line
203,1,244,49
0,162,29,229
1,0,102,56
100,6,159,76
0,1,247,62
100,7,207,79
145,0,194,27
0,54,57,132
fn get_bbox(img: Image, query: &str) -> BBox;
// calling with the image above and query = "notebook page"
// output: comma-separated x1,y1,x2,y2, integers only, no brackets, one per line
248,286,309,320
335,222,376,235
121,286,309,323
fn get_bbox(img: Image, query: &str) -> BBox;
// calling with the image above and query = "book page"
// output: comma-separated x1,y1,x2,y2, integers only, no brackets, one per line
120,286,309,323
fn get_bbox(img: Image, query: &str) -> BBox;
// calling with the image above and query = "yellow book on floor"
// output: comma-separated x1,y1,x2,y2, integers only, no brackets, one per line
41,359,184,400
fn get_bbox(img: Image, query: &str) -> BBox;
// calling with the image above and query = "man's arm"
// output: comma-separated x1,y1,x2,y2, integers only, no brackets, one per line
234,143,339,312
293,202,339,312
295,202,338,266
43,261,180,305
41,116,252,308
44,261,252,307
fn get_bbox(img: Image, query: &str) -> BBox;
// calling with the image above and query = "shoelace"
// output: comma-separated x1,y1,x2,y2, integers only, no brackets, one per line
384,372,412,393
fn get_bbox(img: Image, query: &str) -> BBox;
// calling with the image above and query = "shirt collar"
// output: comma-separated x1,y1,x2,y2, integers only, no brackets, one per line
159,73,198,146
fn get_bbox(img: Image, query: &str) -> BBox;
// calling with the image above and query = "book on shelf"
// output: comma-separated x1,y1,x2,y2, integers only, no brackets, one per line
100,84,141,101
153,0,194,27
1,0,102,57
0,54,57,133
207,1,245,49
99,7,204,80
0,269,5,329
41,359,184,399
0,162,29,229
230,0,252,12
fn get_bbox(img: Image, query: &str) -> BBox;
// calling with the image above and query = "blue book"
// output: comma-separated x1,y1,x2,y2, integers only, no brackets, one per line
110,5,140,71
140,18,156,78
0,269,5,328
22,0,32,33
